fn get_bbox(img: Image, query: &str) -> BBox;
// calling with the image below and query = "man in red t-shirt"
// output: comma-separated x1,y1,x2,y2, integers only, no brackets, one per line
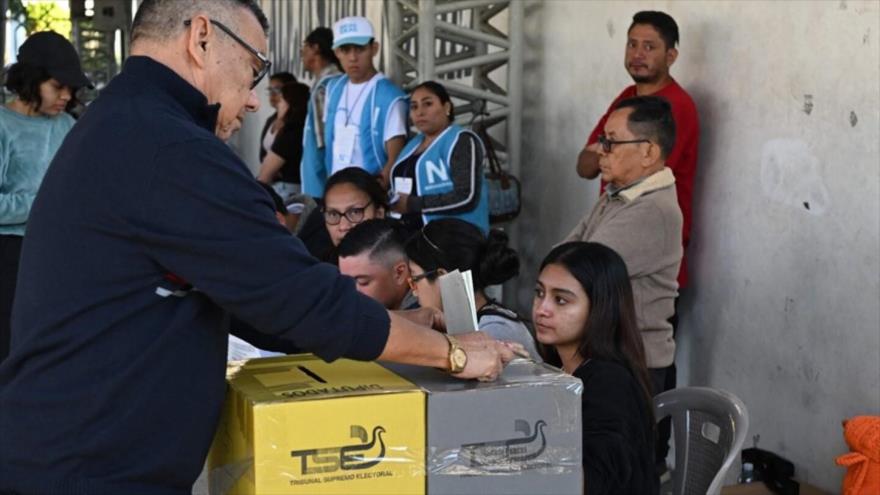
575,10,699,476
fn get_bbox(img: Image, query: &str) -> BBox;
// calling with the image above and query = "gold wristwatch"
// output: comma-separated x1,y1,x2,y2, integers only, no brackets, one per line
445,334,468,374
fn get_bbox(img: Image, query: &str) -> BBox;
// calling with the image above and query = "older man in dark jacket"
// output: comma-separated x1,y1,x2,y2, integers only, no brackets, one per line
0,1,511,492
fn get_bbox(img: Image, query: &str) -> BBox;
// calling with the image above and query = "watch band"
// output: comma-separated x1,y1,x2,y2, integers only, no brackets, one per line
444,333,466,374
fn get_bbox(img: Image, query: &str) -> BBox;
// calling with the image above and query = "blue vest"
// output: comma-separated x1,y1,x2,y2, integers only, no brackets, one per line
392,124,489,233
323,75,407,179
300,72,342,198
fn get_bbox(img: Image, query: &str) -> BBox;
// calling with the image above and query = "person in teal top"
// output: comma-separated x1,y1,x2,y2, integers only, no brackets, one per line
0,31,91,361
390,81,489,233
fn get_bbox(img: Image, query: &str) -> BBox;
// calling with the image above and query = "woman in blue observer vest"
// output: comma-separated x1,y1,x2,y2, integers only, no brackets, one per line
0,31,91,362
389,81,489,233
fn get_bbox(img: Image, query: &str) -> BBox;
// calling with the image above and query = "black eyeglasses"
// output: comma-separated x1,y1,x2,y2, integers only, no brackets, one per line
184,18,271,89
597,134,650,153
322,202,373,225
266,86,283,95
408,269,439,289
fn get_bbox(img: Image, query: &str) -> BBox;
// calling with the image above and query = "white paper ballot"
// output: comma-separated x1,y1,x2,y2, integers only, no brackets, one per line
227,335,285,361
439,269,479,334
394,176,414,195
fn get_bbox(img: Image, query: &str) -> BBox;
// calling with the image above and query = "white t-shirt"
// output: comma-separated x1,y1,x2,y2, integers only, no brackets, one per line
262,123,277,155
329,73,407,174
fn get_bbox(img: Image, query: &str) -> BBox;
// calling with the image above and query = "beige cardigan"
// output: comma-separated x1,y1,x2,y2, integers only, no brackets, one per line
564,167,683,368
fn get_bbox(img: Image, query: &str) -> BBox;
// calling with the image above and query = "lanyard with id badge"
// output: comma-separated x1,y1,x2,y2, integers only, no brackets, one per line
333,82,369,167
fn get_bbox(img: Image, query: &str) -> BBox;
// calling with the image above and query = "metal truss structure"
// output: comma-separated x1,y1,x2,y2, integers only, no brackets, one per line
386,0,522,178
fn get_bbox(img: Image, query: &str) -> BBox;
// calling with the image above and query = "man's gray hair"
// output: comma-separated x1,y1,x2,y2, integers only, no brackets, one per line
131,0,269,44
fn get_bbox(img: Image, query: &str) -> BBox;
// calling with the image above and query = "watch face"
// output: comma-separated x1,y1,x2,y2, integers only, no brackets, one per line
452,349,467,370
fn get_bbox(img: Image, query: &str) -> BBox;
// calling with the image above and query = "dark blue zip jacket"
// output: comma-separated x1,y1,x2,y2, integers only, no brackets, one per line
0,56,390,494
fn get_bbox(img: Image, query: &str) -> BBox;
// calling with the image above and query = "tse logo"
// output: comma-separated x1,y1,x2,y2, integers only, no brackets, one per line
290,425,387,475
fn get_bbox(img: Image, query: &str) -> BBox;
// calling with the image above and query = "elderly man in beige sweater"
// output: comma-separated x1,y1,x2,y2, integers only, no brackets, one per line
564,95,683,471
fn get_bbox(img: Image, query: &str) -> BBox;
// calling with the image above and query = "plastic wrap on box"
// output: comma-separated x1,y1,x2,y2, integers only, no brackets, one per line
382,359,583,494
207,355,426,495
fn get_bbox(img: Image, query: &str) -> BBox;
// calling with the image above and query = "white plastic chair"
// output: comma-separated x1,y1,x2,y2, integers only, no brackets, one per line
654,386,749,495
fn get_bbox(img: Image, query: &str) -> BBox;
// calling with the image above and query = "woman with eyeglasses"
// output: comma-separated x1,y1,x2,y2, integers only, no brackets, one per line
317,167,389,263
389,81,489,233
1,31,91,362
533,242,658,495
404,218,541,361
257,78,309,201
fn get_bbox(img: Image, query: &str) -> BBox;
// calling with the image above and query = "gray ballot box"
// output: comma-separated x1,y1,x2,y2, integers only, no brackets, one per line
381,359,583,495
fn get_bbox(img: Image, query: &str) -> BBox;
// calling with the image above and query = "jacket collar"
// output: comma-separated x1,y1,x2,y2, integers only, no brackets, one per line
121,56,220,133
615,167,676,202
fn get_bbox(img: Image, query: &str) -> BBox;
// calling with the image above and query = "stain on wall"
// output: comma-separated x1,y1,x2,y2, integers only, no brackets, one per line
802,94,814,115
850,110,859,127
760,138,831,216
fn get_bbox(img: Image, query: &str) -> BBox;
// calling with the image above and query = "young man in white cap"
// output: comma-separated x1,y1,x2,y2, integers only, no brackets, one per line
321,16,407,192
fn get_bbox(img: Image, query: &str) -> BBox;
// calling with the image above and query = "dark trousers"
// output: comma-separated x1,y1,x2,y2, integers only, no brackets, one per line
0,235,23,363
650,299,680,471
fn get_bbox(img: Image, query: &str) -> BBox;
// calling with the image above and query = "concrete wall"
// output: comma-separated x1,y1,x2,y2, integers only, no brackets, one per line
514,0,879,490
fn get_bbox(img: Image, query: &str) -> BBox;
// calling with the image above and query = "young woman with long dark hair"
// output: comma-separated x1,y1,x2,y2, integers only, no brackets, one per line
533,241,658,495
257,80,310,198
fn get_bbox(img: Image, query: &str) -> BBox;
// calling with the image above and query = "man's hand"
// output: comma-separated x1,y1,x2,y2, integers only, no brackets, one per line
380,313,522,382
379,166,392,191
380,135,406,190
453,332,516,382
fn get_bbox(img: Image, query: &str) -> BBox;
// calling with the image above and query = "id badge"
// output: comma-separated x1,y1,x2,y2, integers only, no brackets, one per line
394,177,414,195
333,124,358,166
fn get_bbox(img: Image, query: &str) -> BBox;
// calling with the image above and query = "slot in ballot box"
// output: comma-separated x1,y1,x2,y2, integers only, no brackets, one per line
382,359,584,495
207,355,426,495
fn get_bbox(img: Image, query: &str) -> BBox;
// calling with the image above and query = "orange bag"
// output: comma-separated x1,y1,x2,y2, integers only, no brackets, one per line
836,416,880,495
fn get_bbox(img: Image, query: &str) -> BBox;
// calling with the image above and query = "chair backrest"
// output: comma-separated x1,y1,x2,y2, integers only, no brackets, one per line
654,387,749,495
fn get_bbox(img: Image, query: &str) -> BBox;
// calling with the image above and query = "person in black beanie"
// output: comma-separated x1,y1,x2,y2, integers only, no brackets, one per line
0,31,91,363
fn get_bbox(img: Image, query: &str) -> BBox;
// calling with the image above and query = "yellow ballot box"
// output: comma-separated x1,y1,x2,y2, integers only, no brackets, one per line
207,354,426,495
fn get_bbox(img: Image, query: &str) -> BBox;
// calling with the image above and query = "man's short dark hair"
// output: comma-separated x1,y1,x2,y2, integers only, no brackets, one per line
338,219,410,267
131,0,269,44
629,11,679,49
615,96,676,159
